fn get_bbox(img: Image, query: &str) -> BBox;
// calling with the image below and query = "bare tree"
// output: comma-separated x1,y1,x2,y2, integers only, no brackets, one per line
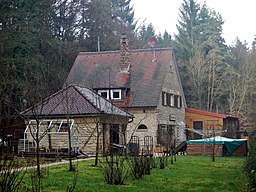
187,47,208,109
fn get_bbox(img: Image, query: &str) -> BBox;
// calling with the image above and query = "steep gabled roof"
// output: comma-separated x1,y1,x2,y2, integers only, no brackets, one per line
21,85,132,118
65,48,182,107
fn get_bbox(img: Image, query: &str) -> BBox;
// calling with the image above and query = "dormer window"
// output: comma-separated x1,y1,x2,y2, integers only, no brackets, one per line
111,89,121,100
97,89,122,100
98,90,109,99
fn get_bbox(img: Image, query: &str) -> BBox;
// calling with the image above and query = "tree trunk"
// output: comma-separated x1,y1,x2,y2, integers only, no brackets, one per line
68,124,73,171
94,123,99,166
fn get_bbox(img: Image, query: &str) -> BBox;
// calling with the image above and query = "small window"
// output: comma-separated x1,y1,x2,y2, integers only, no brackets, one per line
101,92,108,98
174,95,178,107
138,124,148,130
162,92,167,106
193,121,203,130
177,95,181,108
111,89,121,100
170,94,174,107
98,90,109,99
163,92,175,107
174,95,182,108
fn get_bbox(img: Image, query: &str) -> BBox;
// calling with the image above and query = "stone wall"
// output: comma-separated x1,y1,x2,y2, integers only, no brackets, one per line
126,108,157,146
157,56,186,145
125,56,186,149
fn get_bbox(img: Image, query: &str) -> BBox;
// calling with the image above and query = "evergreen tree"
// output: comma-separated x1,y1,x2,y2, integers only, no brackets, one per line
111,0,136,29
0,0,71,126
111,0,138,49
157,31,173,48
173,0,232,112
84,0,117,51
174,0,200,61
137,23,156,48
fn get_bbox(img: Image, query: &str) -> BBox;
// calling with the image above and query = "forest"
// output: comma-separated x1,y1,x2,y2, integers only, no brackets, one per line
0,0,255,130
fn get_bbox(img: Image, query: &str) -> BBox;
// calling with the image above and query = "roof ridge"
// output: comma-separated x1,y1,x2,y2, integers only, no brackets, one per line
73,85,102,113
20,85,74,115
78,47,173,55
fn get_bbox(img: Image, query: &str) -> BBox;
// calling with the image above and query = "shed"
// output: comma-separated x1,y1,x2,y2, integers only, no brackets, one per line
186,136,247,156
185,108,239,140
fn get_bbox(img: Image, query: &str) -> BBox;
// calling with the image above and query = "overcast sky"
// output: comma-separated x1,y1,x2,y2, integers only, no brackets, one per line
131,0,256,46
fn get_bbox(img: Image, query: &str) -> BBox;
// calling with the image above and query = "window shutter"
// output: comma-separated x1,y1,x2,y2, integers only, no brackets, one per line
174,95,178,107
162,92,165,105
167,93,170,106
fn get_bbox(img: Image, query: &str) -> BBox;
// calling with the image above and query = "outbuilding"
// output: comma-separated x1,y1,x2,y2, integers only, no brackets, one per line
20,85,133,156
186,136,247,156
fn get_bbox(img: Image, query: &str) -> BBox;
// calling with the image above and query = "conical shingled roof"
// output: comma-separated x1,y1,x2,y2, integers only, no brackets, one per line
21,85,132,118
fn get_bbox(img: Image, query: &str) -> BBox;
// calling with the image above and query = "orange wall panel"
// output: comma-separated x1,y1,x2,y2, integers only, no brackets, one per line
185,112,224,130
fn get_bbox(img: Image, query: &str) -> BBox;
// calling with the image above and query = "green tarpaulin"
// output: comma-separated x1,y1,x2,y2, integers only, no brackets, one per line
187,136,247,155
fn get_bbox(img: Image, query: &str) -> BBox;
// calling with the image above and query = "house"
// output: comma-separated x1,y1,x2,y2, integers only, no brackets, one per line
185,108,240,140
20,85,133,155
64,35,186,153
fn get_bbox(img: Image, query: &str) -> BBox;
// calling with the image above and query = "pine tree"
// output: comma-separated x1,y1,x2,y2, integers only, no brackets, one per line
157,31,173,48
174,0,200,61
174,0,231,112
137,23,156,48
111,0,136,28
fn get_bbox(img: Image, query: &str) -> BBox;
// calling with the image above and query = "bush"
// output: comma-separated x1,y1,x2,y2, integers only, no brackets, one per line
0,156,25,192
103,154,128,185
159,156,165,169
244,132,256,191
129,155,152,179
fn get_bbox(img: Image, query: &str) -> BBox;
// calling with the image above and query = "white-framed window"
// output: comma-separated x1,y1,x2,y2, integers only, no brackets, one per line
98,90,109,99
111,89,121,100
162,92,175,107
170,94,174,107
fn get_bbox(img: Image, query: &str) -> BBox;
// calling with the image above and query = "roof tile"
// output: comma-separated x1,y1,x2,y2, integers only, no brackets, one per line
65,48,174,107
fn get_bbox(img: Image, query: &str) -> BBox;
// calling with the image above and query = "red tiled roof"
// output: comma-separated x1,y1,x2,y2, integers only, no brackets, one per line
65,48,178,108
186,108,227,118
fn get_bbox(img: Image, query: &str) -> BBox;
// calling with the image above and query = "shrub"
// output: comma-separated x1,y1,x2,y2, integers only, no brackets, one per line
0,156,25,192
159,156,165,169
244,132,256,191
129,155,152,179
103,154,128,185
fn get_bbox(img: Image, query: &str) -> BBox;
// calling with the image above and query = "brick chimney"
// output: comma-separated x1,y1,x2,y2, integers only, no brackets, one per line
120,34,130,73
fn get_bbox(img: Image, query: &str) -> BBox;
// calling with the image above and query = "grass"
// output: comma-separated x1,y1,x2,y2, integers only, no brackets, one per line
20,155,247,192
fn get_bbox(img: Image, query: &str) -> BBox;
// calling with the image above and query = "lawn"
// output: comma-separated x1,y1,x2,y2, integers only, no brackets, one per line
21,155,247,192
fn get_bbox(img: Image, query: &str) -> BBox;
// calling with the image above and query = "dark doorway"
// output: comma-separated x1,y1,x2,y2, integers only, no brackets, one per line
110,124,119,144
